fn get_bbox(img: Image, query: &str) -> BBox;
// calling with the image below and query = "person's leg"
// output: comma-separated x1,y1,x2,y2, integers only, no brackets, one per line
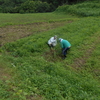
50,44,54,50
47,43,54,51
47,43,52,48
62,48,70,58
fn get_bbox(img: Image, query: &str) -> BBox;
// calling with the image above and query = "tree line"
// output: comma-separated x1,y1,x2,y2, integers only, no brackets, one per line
0,0,90,13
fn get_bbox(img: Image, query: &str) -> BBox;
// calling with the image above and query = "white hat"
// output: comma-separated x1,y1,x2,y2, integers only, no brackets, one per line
58,38,63,41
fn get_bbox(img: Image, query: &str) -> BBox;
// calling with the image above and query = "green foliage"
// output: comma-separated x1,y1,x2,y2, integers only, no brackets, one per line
19,0,35,13
0,3,100,99
35,1,51,12
0,0,100,13
0,80,12,99
84,43,100,77
1,15,100,99
56,2,100,16
19,1,52,13
0,0,54,13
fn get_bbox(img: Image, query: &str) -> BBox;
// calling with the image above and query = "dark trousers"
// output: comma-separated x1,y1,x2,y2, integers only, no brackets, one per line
47,43,54,49
62,47,70,57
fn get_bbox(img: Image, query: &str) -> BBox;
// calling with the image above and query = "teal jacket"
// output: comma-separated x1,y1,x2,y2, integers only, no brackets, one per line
60,39,71,49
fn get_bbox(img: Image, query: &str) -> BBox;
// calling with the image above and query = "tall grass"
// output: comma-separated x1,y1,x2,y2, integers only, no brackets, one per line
55,1,100,17
84,37,100,79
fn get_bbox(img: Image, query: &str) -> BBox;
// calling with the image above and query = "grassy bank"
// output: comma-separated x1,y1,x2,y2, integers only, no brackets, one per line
55,1,100,17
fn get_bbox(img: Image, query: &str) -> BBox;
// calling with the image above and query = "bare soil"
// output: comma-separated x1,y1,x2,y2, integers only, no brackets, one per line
0,21,72,46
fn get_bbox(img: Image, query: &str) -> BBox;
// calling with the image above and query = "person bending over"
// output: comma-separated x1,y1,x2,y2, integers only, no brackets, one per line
59,38,71,59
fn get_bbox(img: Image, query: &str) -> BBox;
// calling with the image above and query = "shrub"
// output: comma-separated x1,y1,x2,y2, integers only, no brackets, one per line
19,1,52,13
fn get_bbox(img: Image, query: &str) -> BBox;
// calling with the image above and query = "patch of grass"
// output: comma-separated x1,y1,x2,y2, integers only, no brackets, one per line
83,39,100,81
0,13,76,27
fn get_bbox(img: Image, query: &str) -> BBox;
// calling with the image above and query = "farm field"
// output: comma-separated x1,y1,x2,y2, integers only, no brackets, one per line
0,13,77,46
0,1,100,100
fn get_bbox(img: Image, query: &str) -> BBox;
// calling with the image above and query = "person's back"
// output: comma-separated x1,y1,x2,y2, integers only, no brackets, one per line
48,35,57,47
59,38,71,59
61,39,71,49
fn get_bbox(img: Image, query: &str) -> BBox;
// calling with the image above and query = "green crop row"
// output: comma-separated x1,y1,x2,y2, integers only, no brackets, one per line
0,16,100,100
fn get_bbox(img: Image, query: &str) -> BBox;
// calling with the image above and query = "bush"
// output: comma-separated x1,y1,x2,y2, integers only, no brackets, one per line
35,1,51,12
19,9,25,14
19,1,52,13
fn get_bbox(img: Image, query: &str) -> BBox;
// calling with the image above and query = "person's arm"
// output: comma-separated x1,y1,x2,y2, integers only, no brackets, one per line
50,37,57,44
52,40,56,43
61,42,64,49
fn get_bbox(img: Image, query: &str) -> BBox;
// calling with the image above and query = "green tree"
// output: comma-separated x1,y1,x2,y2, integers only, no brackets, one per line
19,0,36,13
19,0,52,13
35,1,51,12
